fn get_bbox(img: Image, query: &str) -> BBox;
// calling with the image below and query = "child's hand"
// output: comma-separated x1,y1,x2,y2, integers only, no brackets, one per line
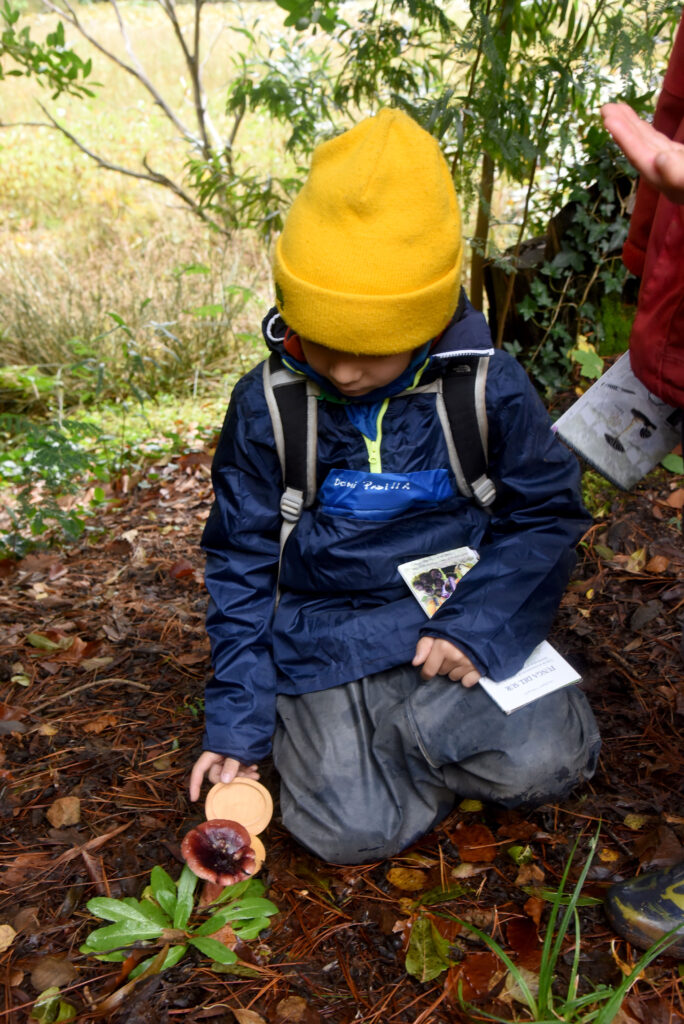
412,636,481,687
189,752,260,802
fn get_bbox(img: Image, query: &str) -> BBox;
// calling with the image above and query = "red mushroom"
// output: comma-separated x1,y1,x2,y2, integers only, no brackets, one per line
181,819,256,885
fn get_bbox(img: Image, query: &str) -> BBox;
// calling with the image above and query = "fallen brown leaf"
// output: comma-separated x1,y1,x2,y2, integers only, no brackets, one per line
444,952,502,1003
55,821,132,866
46,796,81,828
83,714,119,735
232,1011,267,1024
0,703,27,722
665,488,684,509
514,862,545,887
274,995,321,1023
31,955,78,992
169,559,196,579
453,823,498,863
0,924,16,953
523,895,545,928
645,555,670,573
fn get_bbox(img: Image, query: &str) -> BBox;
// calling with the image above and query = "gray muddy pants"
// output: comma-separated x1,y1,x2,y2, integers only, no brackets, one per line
273,664,600,864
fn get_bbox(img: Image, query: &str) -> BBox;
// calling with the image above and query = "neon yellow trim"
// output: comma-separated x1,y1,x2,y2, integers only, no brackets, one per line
362,398,390,472
404,356,430,392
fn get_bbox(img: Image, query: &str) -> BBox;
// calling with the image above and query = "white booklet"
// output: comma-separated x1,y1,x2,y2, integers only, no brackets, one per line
478,641,580,714
553,351,681,489
398,548,581,714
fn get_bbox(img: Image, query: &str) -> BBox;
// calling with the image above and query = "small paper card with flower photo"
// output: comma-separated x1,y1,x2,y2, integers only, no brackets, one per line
398,547,581,714
397,546,480,618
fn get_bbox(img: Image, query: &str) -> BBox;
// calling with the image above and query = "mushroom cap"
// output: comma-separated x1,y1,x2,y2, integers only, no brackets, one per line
181,818,257,885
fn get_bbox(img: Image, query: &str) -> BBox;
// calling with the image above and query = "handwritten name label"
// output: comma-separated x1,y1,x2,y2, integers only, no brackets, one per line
331,476,411,491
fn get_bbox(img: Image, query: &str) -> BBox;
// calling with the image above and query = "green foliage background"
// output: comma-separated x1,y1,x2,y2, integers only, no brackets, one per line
1,0,682,553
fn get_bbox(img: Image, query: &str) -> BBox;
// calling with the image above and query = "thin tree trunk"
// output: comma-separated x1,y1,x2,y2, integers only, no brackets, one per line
469,150,495,312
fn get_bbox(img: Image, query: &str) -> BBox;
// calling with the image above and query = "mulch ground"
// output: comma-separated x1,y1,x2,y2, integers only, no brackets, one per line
1,446,683,1024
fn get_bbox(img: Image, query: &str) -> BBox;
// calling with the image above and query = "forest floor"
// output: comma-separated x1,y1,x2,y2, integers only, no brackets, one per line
1,444,683,1024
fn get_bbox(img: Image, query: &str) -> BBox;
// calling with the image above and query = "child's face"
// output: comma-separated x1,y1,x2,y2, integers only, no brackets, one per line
300,338,413,396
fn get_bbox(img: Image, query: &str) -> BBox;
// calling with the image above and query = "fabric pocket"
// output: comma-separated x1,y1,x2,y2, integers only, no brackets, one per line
318,468,454,522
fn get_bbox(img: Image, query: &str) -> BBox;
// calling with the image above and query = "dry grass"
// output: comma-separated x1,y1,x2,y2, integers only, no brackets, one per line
0,1,290,399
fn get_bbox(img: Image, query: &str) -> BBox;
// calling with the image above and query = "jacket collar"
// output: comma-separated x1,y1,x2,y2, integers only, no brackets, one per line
261,291,494,404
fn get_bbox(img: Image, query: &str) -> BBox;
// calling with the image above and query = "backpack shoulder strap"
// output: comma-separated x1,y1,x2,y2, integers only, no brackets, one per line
262,354,319,594
434,355,497,508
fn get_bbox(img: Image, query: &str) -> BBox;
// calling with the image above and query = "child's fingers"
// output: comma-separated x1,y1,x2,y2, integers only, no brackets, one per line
214,757,242,785
189,751,221,802
418,642,448,679
412,636,434,667
460,668,482,688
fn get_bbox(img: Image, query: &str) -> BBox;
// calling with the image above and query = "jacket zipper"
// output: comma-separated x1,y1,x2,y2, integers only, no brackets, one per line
363,398,390,473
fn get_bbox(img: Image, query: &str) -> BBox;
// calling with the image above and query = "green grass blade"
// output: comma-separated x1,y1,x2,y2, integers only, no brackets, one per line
564,905,582,1007
594,929,683,1024
539,829,600,1013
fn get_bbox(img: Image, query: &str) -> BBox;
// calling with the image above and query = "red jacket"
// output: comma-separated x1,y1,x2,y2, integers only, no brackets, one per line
623,13,684,409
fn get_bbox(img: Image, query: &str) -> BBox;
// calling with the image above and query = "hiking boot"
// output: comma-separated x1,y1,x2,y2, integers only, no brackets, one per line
605,861,684,956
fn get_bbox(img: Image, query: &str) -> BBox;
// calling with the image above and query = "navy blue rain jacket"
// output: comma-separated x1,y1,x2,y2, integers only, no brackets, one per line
201,300,591,763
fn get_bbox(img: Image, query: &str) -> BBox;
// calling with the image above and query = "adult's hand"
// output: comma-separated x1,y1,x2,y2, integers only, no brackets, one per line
602,102,684,204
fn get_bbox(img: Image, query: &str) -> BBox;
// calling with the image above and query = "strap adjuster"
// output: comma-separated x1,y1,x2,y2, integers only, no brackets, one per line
280,486,304,523
471,475,497,507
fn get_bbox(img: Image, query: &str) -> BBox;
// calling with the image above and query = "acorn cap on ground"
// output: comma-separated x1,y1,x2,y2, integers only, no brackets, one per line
204,778,273,836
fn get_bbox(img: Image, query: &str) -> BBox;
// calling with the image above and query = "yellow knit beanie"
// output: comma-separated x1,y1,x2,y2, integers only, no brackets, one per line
273,108,463,354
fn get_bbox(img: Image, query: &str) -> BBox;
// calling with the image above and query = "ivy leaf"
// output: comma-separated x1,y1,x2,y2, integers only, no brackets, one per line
570,346,604,380
517,294,538,322
173,865,198,929
405,915,452,982
189,936,238,964
661,453,684,474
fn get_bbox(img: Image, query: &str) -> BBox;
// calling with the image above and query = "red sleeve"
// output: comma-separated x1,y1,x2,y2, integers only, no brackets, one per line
623,13,684,277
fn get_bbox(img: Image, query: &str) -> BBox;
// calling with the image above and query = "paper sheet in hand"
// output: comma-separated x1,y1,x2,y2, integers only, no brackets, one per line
478,641,580,714
553,352,680,489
